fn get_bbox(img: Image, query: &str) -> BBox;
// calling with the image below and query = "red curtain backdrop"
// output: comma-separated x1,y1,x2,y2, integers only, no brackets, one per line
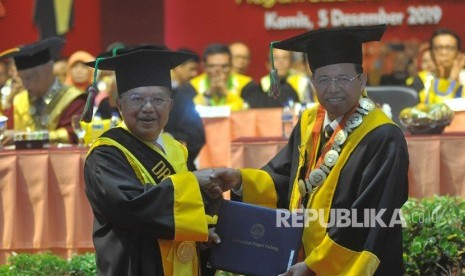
165,0,465,80
0,0,101,58
1,0,464,79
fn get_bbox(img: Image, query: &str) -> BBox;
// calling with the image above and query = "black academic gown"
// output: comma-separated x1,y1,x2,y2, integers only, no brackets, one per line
85,130,209,275
238,106,409,275
164,85,205,171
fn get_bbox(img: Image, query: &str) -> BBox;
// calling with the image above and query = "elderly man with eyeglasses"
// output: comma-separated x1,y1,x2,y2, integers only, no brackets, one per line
83,49,226,276
209,25,409,275
410,28,465,104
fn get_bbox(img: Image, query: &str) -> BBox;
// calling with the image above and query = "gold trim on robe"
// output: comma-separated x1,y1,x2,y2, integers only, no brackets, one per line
13,85,83,143
88,128,209,275
240,104,394,275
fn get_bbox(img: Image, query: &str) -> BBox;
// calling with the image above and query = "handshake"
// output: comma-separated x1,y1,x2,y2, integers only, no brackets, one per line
193,168,242,199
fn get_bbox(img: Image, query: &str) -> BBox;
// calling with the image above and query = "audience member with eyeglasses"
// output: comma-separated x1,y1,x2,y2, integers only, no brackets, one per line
409,28,465,104
189,43,256,111
207,25,409,275
83,49,228,275
0,37,86,145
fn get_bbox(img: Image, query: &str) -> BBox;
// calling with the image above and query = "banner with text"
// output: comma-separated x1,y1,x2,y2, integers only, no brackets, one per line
166,0,464,80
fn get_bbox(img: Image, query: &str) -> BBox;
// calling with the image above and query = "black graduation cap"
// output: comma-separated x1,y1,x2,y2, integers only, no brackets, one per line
85,49,196,94
273,24,386,72
0,37,65,70
97,43,169,58
81,47,195,122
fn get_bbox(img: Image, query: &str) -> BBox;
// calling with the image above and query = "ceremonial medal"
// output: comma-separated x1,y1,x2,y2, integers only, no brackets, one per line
303,96,372,199
298,179,307,196
308,169,326,187
334,129,347,146
176,241,195,264
359,97,375,111
356,107,369,115
324,149,339,167
346,113,363,129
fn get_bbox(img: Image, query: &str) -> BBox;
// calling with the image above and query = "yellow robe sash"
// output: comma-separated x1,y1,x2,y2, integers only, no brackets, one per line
297,106,392,275
88,127,209,275
417,70,463,104
240,101,394,275
13,86,83,143
190,72,251,111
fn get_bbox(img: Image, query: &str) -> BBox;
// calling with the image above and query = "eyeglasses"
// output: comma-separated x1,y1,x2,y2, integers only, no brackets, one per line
432,45,458,52
314,73,361,88
123,94,172,109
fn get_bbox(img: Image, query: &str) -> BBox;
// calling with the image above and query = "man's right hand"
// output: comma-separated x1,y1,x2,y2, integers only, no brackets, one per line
194,169,224,199
209,168,242,192
193,168,242,198
448,52,465,81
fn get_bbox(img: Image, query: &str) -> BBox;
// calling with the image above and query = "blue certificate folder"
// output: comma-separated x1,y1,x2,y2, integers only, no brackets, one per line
209,200,303,276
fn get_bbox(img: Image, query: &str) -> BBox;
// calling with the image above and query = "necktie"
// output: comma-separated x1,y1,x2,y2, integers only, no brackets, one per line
318,125,334,158
324,124,334,140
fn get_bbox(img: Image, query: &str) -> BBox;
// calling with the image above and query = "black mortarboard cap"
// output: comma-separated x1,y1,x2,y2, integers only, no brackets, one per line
85,49,196,94
0,37,65,70
97,43,169,58
273,24,386,72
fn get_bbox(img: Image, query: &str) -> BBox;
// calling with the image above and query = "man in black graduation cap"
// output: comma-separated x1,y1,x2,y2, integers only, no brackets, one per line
210,24,409,275
0,37,86,144
84,49,224,275
94,44,206,172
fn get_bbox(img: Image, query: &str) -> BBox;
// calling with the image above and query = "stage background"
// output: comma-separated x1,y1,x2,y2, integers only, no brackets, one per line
0,0,464,80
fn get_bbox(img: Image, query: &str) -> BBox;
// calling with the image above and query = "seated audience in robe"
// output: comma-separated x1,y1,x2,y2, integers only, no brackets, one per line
409,28,465,104
0,37,86,145
190,43,255,111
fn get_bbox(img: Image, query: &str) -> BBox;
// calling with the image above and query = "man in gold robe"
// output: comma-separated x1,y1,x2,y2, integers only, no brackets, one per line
0,37,86,144
190,43,255,111
84,49,224,275
211,25,409,275
409,28,465,104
